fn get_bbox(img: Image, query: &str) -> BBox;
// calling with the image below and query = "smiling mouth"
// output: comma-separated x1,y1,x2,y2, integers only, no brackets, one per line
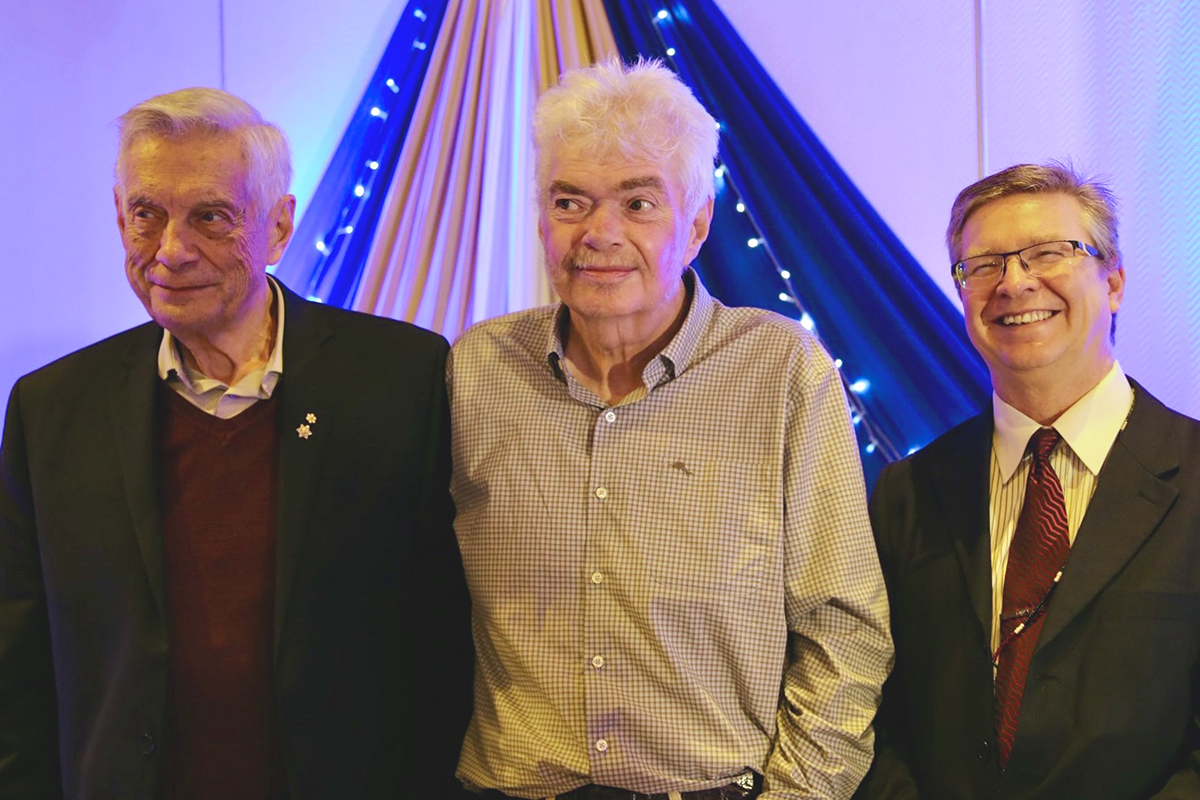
998,310,1057,326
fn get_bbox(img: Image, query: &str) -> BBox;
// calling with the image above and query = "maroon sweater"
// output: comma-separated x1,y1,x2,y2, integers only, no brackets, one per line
157,386,285,800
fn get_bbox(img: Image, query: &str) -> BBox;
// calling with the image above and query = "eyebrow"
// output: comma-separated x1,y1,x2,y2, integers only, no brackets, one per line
547,176,667,196
548,180,587,196
617,176,665,192
125,194,240,213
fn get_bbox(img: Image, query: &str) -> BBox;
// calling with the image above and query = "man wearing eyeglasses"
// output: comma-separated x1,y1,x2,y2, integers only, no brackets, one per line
856,162,1200,800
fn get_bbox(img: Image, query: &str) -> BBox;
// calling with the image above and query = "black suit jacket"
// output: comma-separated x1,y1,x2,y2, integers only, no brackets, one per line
856,381,1200,800
0,283,474,799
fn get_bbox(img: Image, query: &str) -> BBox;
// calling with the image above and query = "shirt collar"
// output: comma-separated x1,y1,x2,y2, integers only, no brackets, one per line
157,275,286,396
992,360,1133,481
545,268,714,390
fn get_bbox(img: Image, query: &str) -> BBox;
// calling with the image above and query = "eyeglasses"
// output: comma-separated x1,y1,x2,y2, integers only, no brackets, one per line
952,239,1102,291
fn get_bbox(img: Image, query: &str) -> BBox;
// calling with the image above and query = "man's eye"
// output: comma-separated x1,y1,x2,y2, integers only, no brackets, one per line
628,199,652,212
553,198,580,211
967,259,1002,275
200,211,225,223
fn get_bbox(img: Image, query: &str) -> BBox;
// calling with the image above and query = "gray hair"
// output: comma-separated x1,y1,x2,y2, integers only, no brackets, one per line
534,57,719,217
115,87,292,214
946,161,1121,269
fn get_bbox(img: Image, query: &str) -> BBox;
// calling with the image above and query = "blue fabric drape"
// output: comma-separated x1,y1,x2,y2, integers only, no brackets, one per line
603,0,990,484
273,2,451,306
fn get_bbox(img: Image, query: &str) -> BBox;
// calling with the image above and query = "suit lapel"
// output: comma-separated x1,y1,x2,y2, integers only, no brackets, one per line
272,284,335,655
932,413,995,649
1037,385,1179,649
108,324,168,619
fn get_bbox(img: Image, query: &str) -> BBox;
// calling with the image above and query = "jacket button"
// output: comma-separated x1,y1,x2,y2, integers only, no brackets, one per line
139,734,156,755
977,740,991,760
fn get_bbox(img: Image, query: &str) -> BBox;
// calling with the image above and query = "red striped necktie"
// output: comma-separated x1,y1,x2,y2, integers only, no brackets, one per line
995,427,1069,767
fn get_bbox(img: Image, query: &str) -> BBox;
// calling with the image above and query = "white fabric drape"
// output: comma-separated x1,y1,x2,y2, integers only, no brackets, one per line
352,0,618,341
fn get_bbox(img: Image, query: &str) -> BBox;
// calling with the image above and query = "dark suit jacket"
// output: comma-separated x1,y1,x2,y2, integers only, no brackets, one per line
0,283,474,799
856,380,1200,800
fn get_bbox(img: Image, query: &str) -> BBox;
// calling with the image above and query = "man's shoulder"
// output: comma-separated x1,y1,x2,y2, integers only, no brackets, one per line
877,411,990,486
1124,378,1200,467
295,295,448,353
703,301,833,370
13,322,159,397
450,305,557,359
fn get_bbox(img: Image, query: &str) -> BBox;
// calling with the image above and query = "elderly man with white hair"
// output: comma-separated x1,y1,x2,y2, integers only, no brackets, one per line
448,58,891,800
0,87,473,799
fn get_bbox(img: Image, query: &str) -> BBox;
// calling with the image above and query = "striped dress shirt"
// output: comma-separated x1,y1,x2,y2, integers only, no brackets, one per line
448,271,891,800
988,362,1134,653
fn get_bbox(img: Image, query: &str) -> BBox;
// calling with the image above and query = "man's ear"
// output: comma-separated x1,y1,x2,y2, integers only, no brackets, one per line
683,197,714,264
1106,264,1125,313
114,187,127,236
266,195,297,265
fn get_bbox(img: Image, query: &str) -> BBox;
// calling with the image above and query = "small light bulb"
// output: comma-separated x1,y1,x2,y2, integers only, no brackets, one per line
354,185,366,197
307,294,325,303
907,446,919,455
656,9,669,20
413,40,427,50
834,358,843,368
779,269,790,280
341,225,354,234
850,378,870,394
386,78,399,93
316,240,327,253
778,292,790,302
800,313,815,331
714,166,724,178
414,8,427,20
865,443,877,454
367,160,379,170
666,47,676,56
735,202,745,213
370,107,383,117
748,238,759,248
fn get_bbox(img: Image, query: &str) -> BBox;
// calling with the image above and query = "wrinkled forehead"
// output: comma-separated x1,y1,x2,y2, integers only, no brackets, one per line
117,131,252,200
542,139,683,191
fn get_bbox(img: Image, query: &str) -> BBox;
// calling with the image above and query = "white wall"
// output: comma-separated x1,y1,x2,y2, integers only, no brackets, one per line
2,0,1198,421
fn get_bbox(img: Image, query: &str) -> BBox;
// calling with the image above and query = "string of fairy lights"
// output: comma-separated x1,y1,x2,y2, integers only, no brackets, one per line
647,3,903,462
291,5,439,302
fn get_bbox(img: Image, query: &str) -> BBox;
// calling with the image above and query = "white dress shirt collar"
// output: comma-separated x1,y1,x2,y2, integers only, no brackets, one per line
992,361,1133,482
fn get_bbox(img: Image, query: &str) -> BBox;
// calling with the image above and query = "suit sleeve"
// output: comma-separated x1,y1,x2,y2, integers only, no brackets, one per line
851,462,920,800
1146,658,1200,799
761,351,893,800
0,381,62,797
413,338,475,799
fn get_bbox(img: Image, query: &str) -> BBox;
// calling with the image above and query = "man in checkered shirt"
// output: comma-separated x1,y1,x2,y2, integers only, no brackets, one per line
448,57,892,800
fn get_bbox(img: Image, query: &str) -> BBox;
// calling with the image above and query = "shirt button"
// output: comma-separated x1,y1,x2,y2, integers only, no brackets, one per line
595,738,609,753
594,487,608,500
603,410,617,423
591,655,605,668
590,571,604,584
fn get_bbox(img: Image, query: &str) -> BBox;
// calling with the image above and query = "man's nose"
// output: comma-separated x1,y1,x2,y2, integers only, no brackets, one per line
580,203,622,249
156,220,198,269
995,252,1037,294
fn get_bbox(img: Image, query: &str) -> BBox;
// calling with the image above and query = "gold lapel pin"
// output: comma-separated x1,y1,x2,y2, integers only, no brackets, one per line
296,424,312,440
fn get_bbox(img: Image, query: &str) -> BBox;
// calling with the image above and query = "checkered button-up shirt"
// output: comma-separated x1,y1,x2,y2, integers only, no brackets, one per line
449,272,891,800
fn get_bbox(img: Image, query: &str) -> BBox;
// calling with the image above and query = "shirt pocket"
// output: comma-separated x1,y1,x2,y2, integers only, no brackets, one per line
649,459,776,594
